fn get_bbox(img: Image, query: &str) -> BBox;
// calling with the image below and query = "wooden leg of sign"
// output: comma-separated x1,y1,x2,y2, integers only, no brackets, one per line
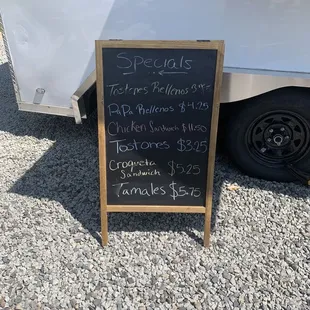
203,41,224,247
96,40,109,247
204,204,212,247
101,209,108,246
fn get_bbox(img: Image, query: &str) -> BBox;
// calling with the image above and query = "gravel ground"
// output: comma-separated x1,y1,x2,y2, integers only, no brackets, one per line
0,34,310,310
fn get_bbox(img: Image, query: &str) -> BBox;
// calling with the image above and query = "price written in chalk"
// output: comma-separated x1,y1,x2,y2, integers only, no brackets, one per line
169,181,201,200
191,83,212,94
179,101,209,113
168,160,201,177
176,138,208,153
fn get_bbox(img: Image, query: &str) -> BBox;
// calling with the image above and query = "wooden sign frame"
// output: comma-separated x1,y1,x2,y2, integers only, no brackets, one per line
95,40,225,247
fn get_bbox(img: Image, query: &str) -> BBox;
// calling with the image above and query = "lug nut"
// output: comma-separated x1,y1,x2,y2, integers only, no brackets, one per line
285,136,290,139
269,129,274,133
267,138,272,142
280,127,285,131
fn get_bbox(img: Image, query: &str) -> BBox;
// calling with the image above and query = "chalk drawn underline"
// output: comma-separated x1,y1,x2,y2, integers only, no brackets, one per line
123,70,188,76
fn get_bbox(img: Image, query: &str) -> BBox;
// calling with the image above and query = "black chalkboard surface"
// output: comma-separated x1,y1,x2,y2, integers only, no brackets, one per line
103,47,216,206
95,40,225,247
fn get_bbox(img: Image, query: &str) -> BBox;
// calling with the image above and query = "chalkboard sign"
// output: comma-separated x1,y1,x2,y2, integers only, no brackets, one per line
95,40,224,247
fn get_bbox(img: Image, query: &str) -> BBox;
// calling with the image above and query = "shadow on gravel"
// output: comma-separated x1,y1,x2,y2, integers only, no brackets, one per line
1,61,308,247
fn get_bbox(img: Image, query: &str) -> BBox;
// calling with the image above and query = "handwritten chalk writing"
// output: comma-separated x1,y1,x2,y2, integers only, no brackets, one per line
179,101,209,113
112,182,166,197
181,123,208,133
110,139,170,154
116,52,193,75
120,168,161,180
158,70,188,76
107,103,133,117
151,82,189,96
106,83,149,96
101,47,219,206
191,83,212,94
149,122,208,134
176,138,208,153
136,104,174,115
107,121,147,136
149,121,179,133
107,120,208,135
167,161,201,177
104,82,211,98
108,159,156,173
169,181,201,200
107,103,176,118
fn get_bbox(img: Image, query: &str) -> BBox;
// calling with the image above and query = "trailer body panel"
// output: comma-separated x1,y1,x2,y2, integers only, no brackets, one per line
1,0,310,117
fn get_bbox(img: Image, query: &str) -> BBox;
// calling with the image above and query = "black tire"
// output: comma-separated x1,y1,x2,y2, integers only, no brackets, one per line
225,88,310,182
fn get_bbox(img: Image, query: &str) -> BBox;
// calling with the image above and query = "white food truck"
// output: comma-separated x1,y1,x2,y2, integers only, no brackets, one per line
1,1,310,183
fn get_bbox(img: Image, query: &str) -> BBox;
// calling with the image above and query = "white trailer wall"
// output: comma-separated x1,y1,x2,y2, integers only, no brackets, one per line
1,0,310,109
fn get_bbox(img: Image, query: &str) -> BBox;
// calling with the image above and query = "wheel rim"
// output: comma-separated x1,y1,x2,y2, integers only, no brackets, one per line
246,110,310,167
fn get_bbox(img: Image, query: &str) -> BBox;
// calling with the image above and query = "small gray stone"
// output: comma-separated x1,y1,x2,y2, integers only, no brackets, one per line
14,296,22,304
134,247,141,254
93,299,102,307
211,276,219,284
152,257,159,264
233,300,240,308
88,272,96,279
193,302,202,310
216,240,226,247
120,271,127,278
70,299,77,307
2,257,10,264
85,293,94,300
169,275,176,283
225,281,232,289
222,271,232,280
116,301,122,310
223,297,231,305
29,301,37,309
